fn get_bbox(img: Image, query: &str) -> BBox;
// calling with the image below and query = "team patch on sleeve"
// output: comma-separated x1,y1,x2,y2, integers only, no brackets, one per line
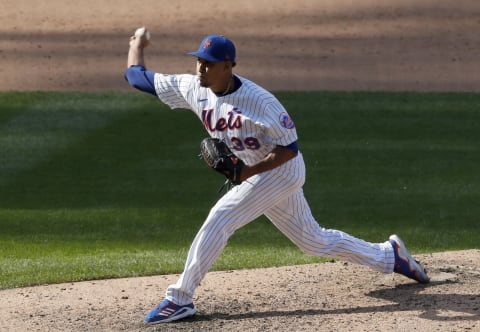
279,112,295,129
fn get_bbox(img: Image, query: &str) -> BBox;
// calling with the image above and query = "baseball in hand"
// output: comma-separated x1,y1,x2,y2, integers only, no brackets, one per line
134,27,151,47
135,27,151,40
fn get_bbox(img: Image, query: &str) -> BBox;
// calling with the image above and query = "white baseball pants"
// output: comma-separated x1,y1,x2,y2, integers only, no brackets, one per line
166,153,395,305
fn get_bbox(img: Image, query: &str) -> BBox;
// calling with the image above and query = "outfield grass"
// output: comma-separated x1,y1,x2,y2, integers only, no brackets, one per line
0,91,479,289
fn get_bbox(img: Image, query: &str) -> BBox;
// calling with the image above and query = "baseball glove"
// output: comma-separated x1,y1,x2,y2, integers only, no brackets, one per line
200,138,244,185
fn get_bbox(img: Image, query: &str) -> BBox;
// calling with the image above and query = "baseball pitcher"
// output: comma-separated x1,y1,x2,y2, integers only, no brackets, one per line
125,28,429,325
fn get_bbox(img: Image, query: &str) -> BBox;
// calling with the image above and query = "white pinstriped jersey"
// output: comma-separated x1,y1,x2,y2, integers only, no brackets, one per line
153,74,298,166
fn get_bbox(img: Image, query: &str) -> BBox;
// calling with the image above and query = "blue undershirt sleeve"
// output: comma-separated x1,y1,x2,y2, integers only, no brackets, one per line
283,141,299,153
125,65,156,95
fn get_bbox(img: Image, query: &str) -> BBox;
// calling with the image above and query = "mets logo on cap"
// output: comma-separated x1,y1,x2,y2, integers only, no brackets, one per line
279,112,295,129
203,39,212,48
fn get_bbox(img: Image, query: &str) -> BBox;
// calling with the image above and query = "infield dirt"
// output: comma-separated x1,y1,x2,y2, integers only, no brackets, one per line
1,1,479,331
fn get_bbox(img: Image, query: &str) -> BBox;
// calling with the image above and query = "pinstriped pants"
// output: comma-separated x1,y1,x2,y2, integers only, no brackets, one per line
166,153,395,305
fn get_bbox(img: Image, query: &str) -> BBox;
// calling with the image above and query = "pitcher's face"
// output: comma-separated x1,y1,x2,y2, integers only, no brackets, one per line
196,58,231,90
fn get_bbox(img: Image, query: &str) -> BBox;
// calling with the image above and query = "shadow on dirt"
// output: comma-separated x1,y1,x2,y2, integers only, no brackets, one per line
368,281,480,322
189,281,478,323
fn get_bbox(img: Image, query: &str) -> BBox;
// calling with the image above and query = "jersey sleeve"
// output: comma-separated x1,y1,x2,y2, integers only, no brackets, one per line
262,101,298,147
153,73,197,110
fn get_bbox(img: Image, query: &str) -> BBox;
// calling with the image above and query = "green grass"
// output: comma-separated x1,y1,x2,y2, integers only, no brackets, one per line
0,91,479,289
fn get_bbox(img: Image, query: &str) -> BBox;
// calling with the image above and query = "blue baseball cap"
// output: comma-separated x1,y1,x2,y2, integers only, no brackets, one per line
188,35,236,63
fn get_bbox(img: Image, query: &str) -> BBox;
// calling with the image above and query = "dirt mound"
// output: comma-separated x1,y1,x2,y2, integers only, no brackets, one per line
1,250,478,331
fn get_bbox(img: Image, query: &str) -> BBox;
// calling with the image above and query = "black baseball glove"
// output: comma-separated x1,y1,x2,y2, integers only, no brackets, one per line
200,138,245,185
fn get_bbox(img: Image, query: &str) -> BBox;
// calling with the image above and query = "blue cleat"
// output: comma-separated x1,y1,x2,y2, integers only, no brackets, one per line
144,299,197,324
389,234,430,284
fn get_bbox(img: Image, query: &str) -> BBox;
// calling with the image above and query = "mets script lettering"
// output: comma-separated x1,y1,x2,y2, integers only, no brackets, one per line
201,108,242,132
